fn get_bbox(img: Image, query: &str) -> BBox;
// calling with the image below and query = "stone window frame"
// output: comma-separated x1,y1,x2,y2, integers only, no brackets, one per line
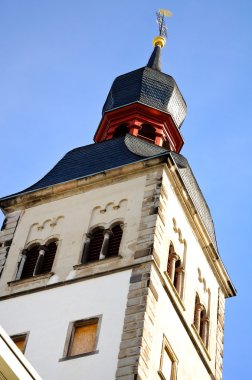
60,314,102,361
193,293,210,349
158,335,178,380
80,221,124,264
166,242,185,299
10,331,30,354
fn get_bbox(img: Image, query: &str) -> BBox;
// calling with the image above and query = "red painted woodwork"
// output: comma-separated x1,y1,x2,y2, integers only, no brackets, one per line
93,103,184,153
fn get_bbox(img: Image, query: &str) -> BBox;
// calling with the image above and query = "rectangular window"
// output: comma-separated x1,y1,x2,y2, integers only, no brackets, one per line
158,336,178,380
62,316,102,360
11,333,28,354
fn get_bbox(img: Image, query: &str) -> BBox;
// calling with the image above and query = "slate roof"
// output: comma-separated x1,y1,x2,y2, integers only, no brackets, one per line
0,135,218,253
102,66,187,129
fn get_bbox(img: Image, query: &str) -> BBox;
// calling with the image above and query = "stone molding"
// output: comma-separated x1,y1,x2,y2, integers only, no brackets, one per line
0,211,21,278
215,289,225,380
115,263,158,380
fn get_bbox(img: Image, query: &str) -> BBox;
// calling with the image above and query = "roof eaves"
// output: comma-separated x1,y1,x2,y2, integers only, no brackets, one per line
0,151,170,203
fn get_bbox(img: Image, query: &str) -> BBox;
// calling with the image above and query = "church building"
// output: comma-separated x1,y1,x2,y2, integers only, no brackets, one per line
0,12,236,380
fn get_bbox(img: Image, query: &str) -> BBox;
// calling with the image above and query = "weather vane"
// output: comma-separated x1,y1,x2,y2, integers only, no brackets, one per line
156,9,172,39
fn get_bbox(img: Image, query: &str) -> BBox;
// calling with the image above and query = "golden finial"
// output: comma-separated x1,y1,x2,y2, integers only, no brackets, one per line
153,9,173,48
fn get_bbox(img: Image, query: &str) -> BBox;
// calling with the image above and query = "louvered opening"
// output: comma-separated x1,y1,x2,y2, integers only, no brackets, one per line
114,124,128,138
40,241,57,274
87,228,104,262
107,224,123,257
20,245,40,279
138,124,156,143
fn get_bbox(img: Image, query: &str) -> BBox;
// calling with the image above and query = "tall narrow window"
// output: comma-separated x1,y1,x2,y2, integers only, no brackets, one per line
86,228,104,262
40,241,57,274
193,295,209,347
107,224,123,257
158,337,177,380
167,243,183,297
20,245,40,279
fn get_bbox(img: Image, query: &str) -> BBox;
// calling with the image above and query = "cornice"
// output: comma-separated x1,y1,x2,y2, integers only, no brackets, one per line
165,156,236,298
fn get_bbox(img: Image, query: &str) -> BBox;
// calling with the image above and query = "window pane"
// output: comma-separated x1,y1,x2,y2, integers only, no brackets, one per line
69,322,97,356
162,349,172,379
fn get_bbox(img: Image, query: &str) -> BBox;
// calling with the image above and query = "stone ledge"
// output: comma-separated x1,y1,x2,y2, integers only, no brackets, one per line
8,272,54,287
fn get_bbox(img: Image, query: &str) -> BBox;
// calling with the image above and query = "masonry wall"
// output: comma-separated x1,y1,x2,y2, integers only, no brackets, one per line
114,165,225,380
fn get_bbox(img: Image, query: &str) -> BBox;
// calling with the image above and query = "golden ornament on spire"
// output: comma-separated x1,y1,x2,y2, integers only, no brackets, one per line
153,9,173,48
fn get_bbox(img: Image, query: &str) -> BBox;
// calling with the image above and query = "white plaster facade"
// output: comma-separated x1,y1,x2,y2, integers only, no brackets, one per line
0,272,131,380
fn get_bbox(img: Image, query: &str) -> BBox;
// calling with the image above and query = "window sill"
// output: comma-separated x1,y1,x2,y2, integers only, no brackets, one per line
73,255,122,270
8,272,54,287
59,350,99,362
163,272,186,311
191,324,211,361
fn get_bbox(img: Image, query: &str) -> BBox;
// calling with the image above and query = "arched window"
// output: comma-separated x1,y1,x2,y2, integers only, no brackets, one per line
18,240,58,280
81,223,123,264
138,124,156,143
114,124,128,138
194,295,209,346
107,224,123,257
86,228,104,263
20,245,40,279
167,243,184,297
40,241,57,274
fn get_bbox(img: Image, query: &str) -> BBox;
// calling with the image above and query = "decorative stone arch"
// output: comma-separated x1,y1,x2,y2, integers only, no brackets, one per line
81,220,124,264
17,236,59,281
24,239,43,250
42,234,60,246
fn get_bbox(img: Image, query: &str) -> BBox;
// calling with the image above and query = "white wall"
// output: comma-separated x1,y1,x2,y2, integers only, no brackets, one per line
0,270,131,380
150,278,211,380
150,169,221,376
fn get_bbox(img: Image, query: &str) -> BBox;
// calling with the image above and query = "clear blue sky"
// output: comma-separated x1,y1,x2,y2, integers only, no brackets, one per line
0,1,251,378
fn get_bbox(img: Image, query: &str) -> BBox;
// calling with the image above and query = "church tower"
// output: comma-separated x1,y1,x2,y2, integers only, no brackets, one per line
0,11,235,380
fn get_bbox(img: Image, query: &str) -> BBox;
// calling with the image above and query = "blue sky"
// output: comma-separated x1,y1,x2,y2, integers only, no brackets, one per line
0,0,251,378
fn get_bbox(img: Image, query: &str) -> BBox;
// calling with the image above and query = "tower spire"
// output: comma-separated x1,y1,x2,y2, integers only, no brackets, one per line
147,9,172,71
